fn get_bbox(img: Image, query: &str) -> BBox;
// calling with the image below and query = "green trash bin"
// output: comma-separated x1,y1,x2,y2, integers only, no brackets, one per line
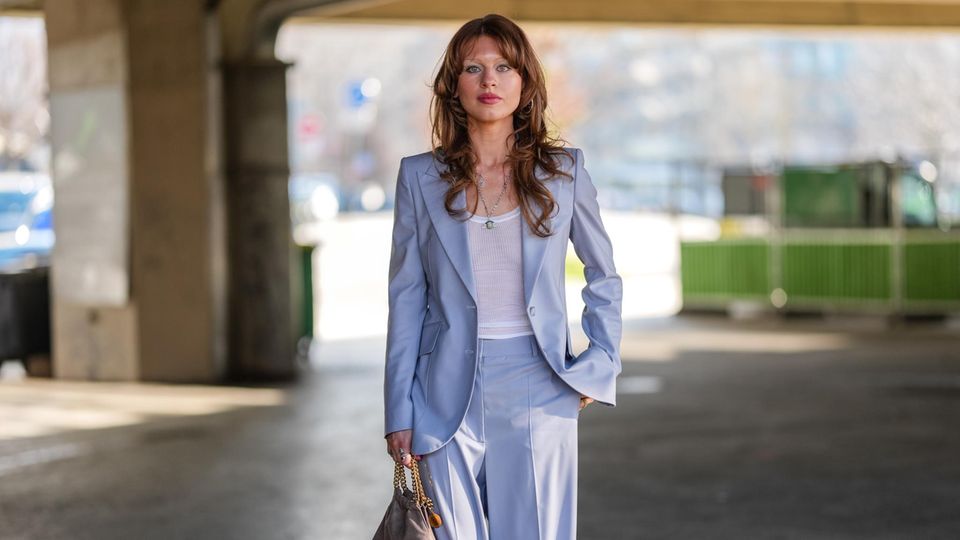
293,243,316,361
300,243,314,340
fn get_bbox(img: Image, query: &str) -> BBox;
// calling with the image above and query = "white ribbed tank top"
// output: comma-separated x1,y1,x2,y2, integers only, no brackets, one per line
466,205,535,339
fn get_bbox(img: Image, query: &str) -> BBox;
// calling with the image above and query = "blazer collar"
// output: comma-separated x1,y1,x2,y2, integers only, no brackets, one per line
417,156,557,307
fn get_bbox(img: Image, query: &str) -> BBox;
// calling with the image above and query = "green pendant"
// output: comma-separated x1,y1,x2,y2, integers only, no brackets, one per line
485,220,495,229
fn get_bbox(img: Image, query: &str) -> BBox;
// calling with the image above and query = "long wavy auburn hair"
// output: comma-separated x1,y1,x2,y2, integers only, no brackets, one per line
430,13,573,237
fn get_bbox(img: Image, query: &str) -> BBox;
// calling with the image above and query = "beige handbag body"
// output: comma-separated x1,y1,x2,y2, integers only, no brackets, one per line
373,459,443,540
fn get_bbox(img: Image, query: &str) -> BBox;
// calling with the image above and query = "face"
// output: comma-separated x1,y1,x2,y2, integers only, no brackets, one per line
456,35,523,129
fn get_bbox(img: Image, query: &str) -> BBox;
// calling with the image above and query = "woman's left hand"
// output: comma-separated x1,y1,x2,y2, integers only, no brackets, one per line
578,395,594,411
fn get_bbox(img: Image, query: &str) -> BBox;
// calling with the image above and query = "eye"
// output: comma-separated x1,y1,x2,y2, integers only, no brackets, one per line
497,64,512,71
464,65,480,73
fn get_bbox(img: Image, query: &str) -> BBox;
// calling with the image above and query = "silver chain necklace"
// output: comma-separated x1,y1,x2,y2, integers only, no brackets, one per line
475,167,509,229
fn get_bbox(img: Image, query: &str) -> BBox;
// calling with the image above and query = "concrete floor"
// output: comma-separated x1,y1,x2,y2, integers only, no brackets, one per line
1,314,959,539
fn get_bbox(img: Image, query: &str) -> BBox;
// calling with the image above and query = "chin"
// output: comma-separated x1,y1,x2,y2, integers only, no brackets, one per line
468,110,513,124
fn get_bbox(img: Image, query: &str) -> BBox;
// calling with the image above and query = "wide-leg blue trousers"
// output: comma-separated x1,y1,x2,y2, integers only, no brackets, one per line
420,334,581,540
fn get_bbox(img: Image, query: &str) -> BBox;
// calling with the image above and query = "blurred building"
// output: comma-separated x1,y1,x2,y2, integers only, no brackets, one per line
1,0,959,382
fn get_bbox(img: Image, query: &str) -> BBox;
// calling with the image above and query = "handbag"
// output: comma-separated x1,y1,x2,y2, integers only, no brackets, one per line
373,458,443,539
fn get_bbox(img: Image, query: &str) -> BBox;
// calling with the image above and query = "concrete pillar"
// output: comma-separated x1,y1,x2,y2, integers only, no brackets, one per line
223,60,297,381
45,0,227,381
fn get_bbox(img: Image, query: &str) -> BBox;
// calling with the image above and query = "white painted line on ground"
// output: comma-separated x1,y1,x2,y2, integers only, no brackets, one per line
0,442,91,477
618,376,663,394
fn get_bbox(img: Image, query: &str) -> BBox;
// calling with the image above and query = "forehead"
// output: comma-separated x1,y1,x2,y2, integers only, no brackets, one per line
461,35,509,61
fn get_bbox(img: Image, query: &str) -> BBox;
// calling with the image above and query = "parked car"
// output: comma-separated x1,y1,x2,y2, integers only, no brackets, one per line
0,171,53,375
288,172,341,226
0,171,54,272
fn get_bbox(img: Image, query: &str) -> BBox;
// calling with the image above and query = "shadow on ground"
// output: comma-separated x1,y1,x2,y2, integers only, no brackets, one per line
0,314,958,539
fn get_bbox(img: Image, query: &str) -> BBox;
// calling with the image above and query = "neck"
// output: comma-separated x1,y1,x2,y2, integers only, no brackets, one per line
467,117,514,168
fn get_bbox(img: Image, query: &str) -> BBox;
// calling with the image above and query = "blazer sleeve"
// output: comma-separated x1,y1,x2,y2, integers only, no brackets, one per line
569,147,623,406
383,158,428,437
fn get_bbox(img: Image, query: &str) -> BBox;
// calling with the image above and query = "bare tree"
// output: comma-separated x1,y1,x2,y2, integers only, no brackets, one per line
0,17,48,170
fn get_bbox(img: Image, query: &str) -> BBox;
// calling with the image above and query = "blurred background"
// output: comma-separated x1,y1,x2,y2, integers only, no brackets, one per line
1,1,959,539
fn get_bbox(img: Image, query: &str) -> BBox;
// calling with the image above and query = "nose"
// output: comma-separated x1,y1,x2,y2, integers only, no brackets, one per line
481,69,496,88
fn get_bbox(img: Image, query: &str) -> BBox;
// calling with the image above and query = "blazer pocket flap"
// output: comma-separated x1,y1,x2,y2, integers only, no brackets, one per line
418,321,442,356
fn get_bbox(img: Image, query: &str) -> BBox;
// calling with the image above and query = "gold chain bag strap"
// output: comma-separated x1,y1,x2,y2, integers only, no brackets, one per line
373,459,443,539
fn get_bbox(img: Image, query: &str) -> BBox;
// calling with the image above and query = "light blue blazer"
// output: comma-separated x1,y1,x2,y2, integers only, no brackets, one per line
384,147,623,456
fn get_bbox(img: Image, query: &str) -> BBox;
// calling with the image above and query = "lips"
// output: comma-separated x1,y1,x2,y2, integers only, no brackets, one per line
478,94,501,104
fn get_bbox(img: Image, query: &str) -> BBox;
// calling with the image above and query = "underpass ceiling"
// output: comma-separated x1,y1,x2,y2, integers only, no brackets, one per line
295,0,960,28
5,0,960,27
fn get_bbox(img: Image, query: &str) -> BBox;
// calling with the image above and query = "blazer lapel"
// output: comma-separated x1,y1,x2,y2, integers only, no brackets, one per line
417,156,558,308
419,160,478,304
521,164,555,307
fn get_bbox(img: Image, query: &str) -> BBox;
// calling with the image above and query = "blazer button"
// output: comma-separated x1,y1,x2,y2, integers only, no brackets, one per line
528,306,536,317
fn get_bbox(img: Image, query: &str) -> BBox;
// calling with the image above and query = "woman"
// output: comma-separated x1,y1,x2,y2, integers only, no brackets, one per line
383,13,622,540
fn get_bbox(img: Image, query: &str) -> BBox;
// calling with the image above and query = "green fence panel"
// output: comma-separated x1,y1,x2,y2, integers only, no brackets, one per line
681,231,960,312
680,240,770,299
904,241,960,302
782,243,891,301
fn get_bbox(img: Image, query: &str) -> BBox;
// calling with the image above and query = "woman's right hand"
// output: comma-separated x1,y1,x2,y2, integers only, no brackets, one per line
385,429,421,468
